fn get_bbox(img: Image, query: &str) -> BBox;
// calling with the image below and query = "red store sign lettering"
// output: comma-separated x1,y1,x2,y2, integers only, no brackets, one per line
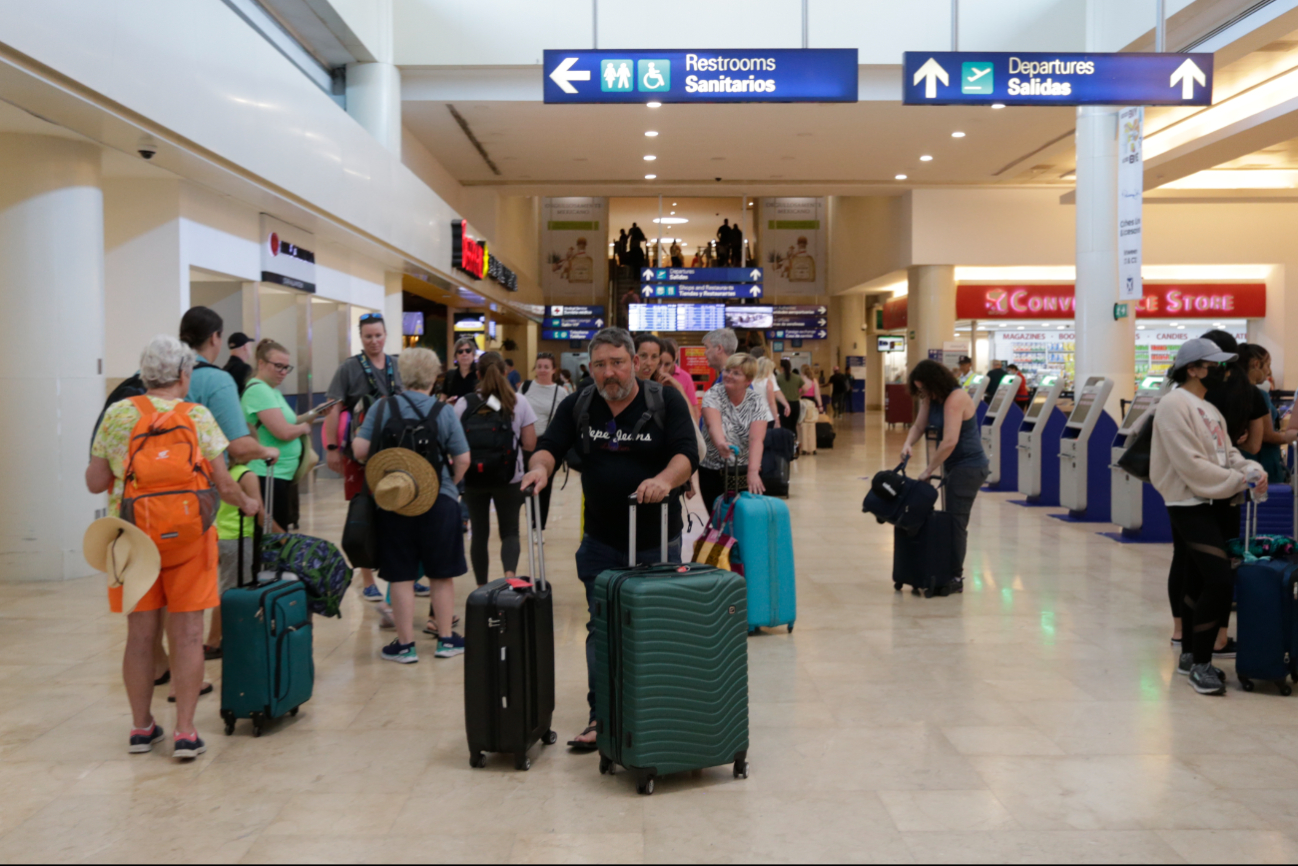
956,283,1265,319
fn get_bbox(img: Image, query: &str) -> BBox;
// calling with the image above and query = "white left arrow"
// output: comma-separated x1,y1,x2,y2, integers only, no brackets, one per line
550,57,590,94
914,57,949,99
1170,58,1206,100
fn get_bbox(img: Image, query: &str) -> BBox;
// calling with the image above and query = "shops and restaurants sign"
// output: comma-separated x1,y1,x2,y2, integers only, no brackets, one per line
452,220,518,291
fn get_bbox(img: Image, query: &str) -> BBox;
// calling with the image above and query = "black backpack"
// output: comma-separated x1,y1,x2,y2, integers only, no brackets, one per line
370,393,446,466
461,394,518,488
88,359,219,453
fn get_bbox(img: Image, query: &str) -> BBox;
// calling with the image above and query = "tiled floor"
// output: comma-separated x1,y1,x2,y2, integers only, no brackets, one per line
3,412,1296,863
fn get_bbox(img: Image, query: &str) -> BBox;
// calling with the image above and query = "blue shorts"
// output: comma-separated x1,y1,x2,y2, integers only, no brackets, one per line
375,494,467,581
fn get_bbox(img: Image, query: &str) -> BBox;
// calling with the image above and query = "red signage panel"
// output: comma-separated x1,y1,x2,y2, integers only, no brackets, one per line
881,295,908,330
956,283,1265,320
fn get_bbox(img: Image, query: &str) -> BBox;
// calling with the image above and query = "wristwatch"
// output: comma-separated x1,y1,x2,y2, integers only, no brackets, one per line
326,444,339,451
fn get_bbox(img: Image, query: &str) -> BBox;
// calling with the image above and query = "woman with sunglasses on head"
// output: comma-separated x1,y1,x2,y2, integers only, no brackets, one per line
241,339,316,530
442,338,479,404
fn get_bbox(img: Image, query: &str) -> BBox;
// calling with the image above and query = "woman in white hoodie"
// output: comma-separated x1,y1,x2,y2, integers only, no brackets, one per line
1151,338,1266,696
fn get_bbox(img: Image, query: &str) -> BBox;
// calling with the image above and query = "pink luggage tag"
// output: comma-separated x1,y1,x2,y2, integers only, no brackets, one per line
507,578,532,590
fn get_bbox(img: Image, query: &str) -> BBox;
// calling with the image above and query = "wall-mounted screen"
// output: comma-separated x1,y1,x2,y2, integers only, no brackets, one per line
877,336,905,353
402,312,424,336
627,304,677,331
725,306,773,329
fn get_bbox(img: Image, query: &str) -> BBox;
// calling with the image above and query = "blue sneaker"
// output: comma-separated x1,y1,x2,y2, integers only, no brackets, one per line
172,731,206,760
362,584,383,603
381,640,418,664
435,633,466,659
129,721,164,754
413,580,431,598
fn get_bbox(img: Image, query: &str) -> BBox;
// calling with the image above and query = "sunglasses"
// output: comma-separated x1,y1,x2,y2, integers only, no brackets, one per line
457,347,475,355
360,313,384,324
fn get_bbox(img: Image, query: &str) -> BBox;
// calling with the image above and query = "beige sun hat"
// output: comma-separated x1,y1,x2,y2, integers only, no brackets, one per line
365,447,440,517
83,518,161,614
292,434,319,485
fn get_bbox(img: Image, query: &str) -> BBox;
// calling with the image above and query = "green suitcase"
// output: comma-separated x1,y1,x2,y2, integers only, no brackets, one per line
593,498,750,795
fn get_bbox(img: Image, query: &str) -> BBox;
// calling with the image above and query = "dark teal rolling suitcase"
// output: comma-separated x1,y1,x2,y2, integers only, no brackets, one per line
593,498,750,795
219,485,314,737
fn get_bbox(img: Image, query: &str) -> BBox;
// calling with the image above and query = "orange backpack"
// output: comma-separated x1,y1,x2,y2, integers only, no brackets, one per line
119,396,219,557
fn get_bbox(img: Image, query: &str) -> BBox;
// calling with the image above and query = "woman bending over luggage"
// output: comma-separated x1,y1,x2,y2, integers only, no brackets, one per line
455,352,538,587
900,359,989,588
354,348,472,663
699,353,771,512
1152,339,1265,696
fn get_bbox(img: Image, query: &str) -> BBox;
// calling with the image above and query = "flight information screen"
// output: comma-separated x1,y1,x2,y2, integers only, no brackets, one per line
627,304,677,331
677,304,725,332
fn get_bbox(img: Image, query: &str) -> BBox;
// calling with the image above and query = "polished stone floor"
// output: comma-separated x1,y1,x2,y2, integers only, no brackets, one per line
3,411,1298,863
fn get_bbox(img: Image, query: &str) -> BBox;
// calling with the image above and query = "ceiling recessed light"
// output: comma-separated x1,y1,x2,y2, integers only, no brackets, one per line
672,202,678,206
646,101,662,108
951,131,966,138
670,211,676,214
652,217,689,224
643,155,657,161
919,155,933,162
644,174,656,180
645,130,659,137
748,201,754,206
991,103,1006,109
895,174,908,180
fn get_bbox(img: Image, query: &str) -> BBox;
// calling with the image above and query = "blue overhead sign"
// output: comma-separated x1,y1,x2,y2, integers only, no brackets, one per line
767,328,827,340
543,329,599,341
640,267,762,283
642,283,763,299
902,52,1213,106
545,304,605,319
545,50,858,104
545,317,605,330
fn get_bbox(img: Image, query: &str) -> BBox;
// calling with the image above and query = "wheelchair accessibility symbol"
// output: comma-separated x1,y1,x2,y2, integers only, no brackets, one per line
637,59,671,92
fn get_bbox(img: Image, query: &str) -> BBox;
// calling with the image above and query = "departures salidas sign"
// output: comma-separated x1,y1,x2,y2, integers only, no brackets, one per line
544,49,857,104
902,51,1212,106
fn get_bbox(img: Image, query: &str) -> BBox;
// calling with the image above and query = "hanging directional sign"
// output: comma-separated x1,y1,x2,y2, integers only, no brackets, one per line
642,283,764,299
902,52,1213,106
545,317,605,330
774,305,828,316
772,316,828,329
766,328,827,340
640,267,762,283
544,50,857,104
543,328,599,341
545,304,605,319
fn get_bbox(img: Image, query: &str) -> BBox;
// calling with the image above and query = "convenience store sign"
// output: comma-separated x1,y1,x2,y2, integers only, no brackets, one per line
956,283,1265,319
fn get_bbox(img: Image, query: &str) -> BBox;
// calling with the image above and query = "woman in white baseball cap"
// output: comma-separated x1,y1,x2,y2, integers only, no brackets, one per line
1151,338,1266,696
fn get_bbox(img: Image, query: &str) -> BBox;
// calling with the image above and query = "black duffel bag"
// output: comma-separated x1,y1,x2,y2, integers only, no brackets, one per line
862,457,940,536
1116,412,1155,482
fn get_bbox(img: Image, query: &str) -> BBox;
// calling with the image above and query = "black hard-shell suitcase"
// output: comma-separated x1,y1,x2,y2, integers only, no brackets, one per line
815,421,835,449
464,493,557,770
762,427,795,497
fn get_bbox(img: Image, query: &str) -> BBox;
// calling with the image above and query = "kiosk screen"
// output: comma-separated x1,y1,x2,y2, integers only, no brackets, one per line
965,375,985,397
987,378,1016,416
1024,390,1049,421
1122,395,1156,434
1069,391,1098,426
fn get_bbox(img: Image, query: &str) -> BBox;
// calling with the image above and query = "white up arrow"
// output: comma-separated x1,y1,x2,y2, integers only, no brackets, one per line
594,318,605,327
1170,58,1206,100
550,57,590,94
913,58,949,99
749,269,762,280
748,285,762,297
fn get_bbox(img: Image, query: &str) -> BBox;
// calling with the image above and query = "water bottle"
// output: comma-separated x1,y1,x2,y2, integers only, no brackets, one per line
1246,466,1267,503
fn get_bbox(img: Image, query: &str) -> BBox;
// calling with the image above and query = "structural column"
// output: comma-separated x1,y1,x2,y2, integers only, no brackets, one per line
0,136,105,580
1074,106,1135,418
345,0,401,157
384,272,404,354
906,265,957,370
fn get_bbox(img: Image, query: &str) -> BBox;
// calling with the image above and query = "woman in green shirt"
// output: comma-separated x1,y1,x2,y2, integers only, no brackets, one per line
241,339,316,528
774,358,804,431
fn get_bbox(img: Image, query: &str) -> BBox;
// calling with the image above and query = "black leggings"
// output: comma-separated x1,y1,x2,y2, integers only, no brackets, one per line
463,483,525,586
698,465,748,518
1167,504,1235,665
1168,499,1237,620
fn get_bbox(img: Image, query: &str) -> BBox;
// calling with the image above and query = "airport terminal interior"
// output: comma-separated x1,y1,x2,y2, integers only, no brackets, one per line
9,0,1298,862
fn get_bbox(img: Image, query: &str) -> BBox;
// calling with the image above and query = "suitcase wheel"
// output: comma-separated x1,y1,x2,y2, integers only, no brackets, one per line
469,751,486,769
290,706,299,717
1280,682,1293,697
515,754,531,772
221,710,235,737
1240,677,1254,692
599,755,613,775
636,774,655,796
893,582,904,591
544,730,558,746
251,712,265,738
787,623,794,634
733,760,749,779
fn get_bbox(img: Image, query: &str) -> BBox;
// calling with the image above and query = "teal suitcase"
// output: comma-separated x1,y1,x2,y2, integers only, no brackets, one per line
219,497,314,738
593,498,750,795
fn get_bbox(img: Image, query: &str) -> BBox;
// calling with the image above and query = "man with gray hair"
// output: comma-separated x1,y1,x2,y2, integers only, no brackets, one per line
701,327,738,392
521,327,699,750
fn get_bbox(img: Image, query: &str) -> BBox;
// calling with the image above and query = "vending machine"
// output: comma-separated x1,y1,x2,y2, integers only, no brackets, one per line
980,375,1023,490
1056,377,1117,522
1014,375,1067,505
1103,384,1172,543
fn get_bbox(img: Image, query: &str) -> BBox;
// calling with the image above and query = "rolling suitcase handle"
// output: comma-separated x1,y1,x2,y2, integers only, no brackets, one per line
234,499,264,590
626,493,669,567
523,490,548,593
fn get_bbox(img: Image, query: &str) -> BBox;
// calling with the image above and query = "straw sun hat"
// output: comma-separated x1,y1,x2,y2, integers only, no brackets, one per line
365,447,440,516
83,518,161,614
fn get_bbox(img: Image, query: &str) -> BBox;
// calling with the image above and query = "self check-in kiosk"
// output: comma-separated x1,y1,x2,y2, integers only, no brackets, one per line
1014,375,1067,505
981,375,1022,490
1055,376,1117,522
1103,383,1172,543
965,374,990,426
